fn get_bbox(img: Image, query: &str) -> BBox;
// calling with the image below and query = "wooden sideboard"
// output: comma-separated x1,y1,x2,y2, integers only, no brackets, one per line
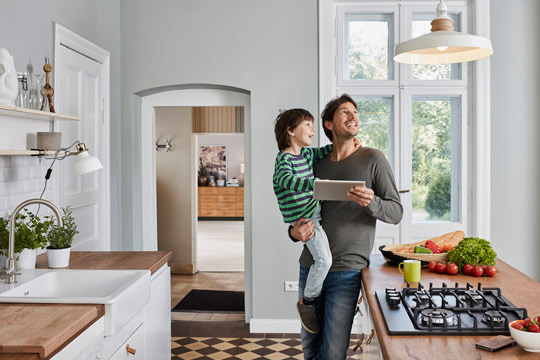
198,186,244,218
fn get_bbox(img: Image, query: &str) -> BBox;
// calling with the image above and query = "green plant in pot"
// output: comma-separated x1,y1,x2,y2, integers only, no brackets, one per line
198,164,208,186
46,206,79,268
0,209,52,269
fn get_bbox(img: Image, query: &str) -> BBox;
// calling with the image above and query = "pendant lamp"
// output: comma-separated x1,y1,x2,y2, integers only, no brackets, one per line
394,0,493,64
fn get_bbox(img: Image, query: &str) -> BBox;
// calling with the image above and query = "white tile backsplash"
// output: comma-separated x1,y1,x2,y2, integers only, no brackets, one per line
0,155,53,215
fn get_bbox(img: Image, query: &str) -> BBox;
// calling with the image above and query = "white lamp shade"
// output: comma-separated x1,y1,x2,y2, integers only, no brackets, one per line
394,30,493,64
240,163,245,174
74,150,103,176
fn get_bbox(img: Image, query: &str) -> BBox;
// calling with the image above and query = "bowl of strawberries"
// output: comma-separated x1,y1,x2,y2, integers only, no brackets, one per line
509,315,540,352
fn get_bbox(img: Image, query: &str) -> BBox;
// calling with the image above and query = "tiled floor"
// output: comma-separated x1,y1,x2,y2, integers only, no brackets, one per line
170,272,377,359
170,223,376,359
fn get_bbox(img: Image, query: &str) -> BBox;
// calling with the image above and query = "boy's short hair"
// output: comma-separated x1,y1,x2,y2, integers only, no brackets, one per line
274,108,314,151
321,94,357,141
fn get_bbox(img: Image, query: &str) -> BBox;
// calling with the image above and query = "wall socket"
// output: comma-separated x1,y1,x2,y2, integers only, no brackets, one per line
284,281,299,292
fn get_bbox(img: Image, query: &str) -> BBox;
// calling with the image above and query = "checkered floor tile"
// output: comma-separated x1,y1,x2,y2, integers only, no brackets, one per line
171,337,380,359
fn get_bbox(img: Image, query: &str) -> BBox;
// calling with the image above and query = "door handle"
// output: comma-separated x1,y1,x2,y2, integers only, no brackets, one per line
399,190,410,193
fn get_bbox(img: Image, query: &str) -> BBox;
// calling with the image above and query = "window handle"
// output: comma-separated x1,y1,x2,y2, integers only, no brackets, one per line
399,189,410,193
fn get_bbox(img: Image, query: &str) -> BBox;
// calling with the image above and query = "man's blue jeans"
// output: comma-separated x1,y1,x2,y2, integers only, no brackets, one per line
298,266,362,360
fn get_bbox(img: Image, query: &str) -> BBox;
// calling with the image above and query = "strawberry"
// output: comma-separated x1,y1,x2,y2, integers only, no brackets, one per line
528,323,540,333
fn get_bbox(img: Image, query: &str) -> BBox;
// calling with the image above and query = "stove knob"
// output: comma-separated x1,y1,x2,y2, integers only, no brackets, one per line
388,296,401,306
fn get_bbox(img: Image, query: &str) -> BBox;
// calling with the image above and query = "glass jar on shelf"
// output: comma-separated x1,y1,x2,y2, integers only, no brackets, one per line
15,72,28,108
28,73,43,110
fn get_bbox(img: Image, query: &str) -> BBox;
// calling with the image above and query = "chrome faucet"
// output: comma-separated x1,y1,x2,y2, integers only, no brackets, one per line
1,199,63,284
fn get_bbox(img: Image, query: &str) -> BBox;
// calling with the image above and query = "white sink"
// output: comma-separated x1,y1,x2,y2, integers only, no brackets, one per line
0,269,151,336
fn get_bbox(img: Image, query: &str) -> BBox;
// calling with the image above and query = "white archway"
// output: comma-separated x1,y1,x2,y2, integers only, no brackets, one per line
137,85,252,320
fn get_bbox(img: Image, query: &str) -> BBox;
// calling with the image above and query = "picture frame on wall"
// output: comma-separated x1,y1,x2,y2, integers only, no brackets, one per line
199,145,227,181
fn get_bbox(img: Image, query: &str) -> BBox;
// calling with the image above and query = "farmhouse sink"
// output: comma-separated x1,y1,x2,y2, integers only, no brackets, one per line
0,269,151,335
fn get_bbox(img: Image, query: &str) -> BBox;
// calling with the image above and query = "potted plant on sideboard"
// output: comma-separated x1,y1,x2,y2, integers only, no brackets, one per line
198,164,208,186
46,205,78,268
0,209,51,269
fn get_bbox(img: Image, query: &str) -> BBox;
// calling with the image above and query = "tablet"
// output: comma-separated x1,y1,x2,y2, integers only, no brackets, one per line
313,179,366,201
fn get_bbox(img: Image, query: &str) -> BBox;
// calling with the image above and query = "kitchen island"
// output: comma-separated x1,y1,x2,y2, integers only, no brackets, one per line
362,256,540,359
0,251,171,359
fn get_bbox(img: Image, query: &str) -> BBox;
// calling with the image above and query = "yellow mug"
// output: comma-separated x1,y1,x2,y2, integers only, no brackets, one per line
398,260,421,283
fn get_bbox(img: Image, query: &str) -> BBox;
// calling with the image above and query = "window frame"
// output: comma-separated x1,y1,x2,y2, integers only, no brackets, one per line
319,0,492,240
336,5,399,87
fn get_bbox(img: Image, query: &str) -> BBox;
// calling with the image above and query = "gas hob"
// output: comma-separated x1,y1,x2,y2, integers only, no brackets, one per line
376,282,528,335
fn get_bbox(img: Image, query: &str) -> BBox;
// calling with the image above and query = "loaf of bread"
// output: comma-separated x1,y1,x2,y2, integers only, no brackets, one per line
383,231,465,254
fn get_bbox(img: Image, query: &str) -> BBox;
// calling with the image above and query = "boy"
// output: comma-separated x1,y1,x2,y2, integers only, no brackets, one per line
273,108,347,333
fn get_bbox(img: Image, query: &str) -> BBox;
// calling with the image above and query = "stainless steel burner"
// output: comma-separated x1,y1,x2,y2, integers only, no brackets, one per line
420,309,456,326
482,311,506,326
464,290,483,301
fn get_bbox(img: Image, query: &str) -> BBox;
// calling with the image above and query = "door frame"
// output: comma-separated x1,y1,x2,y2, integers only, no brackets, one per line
137,86,252,321
53,22,111,250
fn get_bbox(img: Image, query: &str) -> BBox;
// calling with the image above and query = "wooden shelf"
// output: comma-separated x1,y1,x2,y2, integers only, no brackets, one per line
0,149,70,156
0,104,81,122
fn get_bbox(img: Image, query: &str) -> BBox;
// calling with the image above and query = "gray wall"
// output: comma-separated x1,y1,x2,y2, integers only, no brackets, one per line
491,0,540,281
120,0,319,319
0,0,122,249
155,107,194,269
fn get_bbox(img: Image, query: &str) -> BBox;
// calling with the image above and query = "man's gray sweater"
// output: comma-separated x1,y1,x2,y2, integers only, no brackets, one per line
299,146,403,271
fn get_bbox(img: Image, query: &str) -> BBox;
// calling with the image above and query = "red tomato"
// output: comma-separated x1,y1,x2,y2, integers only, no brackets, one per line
463,264,473,275
484,265,497,277
428,261,437,272
529,323,540,333
471,266,484,277
446,263,458,275
442,244,453,252
436,262,447,274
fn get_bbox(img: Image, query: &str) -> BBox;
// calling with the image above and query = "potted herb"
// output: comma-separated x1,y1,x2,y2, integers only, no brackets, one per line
46,206,78,268
0,209,52,269
198,164,208,186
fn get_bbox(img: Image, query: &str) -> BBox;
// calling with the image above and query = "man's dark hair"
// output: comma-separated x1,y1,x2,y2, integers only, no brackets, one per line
274,109,314,151
320,94,357,141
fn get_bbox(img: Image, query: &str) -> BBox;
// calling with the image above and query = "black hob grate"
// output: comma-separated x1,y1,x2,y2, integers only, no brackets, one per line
376,282,528,335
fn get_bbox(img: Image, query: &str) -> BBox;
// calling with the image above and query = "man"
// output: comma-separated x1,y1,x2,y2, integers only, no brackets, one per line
289,94,403,359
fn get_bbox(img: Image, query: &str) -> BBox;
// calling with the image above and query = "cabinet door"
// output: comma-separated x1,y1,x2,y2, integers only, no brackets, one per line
109,324,145,360
144,265,171,358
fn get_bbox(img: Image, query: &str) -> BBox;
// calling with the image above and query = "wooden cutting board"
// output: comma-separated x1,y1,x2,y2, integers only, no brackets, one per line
0,303,105,358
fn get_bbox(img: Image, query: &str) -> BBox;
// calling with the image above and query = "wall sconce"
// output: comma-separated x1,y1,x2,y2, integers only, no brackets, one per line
156,138,172,152
33,140,102,214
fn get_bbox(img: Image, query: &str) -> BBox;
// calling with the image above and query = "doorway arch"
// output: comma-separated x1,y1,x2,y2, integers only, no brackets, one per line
135,84,252,320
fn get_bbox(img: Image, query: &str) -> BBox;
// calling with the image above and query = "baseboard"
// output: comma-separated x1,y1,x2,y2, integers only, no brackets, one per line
249,318,364,334
170,262,196,274
249,319,301,334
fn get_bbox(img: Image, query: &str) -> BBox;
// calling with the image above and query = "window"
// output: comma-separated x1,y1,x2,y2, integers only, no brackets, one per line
319,0,490,246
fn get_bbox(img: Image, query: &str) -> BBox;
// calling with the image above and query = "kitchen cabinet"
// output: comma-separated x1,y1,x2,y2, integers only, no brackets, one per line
109,324,145,360
198,186,244,218
103,263,171,359
51,318,105,359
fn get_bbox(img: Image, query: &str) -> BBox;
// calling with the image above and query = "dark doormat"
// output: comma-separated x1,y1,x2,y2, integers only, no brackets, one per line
173,290,245,313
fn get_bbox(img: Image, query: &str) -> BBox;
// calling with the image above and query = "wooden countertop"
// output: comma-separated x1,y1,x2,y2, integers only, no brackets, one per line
36,250,172,275
0,251,171,359
362,256,540,359
0,304,104,359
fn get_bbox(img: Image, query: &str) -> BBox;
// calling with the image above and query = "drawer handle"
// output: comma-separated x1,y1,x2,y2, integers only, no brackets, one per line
126,344,136,355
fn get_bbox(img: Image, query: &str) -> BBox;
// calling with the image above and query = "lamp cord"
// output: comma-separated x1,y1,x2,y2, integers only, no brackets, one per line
35,140,79,216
